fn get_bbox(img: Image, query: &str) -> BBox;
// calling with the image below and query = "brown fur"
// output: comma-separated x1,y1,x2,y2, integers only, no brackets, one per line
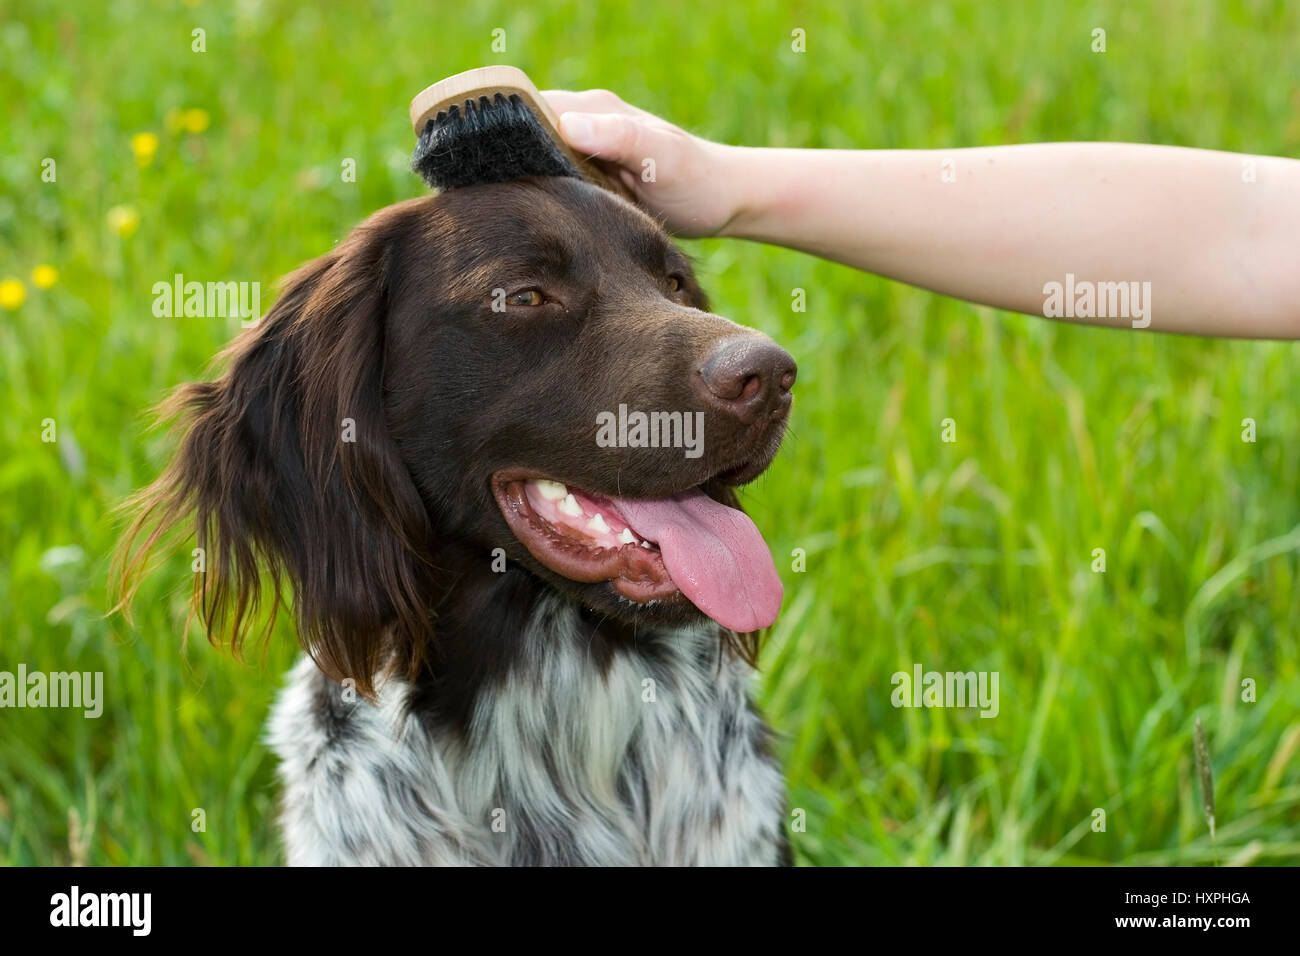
115,178,792,702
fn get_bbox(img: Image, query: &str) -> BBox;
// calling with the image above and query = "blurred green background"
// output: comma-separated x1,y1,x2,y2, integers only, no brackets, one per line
3,0,1299,866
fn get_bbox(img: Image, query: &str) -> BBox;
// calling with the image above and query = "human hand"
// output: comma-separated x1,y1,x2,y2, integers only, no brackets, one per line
541,89,741,238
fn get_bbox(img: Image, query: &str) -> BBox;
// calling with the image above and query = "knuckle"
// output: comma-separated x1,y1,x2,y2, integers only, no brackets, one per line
613,118,642,152
583,88,625,109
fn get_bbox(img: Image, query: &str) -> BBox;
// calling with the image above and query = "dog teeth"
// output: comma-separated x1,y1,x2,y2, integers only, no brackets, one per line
587,512,610,534
558,493,583,517
535,479,567,501
641,539,653,549
618,528,636,545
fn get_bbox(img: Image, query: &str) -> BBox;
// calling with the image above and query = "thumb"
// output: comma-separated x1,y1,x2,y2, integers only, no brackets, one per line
558,111,645,164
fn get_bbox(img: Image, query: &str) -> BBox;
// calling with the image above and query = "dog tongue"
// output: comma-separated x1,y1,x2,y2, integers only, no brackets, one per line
614,489,782,632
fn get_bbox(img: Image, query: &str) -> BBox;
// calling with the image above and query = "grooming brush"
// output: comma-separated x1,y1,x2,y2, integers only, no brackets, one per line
409,65,616,193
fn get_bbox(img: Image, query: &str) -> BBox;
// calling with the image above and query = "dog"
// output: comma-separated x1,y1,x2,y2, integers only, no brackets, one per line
119,175,798,865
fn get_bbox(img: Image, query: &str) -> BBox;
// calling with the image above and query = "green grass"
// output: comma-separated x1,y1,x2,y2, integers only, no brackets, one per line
3,0,1299,866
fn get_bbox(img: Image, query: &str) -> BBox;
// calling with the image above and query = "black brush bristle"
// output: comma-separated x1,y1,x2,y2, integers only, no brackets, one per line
412,93,581,191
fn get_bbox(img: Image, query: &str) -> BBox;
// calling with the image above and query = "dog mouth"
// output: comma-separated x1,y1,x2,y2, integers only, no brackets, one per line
491,469,783,632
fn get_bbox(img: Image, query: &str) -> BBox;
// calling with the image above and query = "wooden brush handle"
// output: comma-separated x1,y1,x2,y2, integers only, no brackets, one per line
409,66,615,192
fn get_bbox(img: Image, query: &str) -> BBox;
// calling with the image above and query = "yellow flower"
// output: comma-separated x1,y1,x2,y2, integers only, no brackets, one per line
106,205,140,238
131,131,159,167
182,108,210,134
0,278,26,310
32,265,59,289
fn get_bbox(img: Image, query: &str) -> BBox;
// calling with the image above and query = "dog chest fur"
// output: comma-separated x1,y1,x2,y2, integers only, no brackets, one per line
267,595,790,866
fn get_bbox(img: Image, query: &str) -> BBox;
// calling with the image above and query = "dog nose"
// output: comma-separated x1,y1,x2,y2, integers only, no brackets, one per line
696,337,797,423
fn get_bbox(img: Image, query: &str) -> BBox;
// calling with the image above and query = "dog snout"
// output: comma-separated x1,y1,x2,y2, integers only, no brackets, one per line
695,336,797,424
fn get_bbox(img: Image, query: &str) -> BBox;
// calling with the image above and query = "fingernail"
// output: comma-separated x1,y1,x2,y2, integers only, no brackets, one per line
560,112,596,149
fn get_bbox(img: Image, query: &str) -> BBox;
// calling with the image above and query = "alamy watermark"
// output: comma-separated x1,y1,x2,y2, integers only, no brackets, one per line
596,404,705,459
891,663,999,718
0,664,103,718
152,273,260,325
1042,273,1151,328
50,886,150,935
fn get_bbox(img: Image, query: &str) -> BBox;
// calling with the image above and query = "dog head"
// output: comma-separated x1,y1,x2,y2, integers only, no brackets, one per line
118,177,796,695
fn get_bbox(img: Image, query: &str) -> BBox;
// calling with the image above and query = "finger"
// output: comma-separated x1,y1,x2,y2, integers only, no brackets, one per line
539,88,647,119
557,111,649,166
586,157,637,202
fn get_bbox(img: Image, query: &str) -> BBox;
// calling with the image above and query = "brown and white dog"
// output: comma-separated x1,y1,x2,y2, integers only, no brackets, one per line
119,176,797,865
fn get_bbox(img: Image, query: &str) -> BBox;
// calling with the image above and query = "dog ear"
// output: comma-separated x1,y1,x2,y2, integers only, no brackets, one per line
116,213,434,697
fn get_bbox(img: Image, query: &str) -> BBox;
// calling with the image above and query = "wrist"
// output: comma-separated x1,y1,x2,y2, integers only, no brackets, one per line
711,143,764,239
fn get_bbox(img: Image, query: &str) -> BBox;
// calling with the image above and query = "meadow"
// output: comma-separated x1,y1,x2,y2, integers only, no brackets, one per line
2,0,1298,865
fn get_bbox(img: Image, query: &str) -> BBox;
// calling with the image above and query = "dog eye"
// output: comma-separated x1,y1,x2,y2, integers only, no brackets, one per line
667,275,684,294
507,289,544,307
